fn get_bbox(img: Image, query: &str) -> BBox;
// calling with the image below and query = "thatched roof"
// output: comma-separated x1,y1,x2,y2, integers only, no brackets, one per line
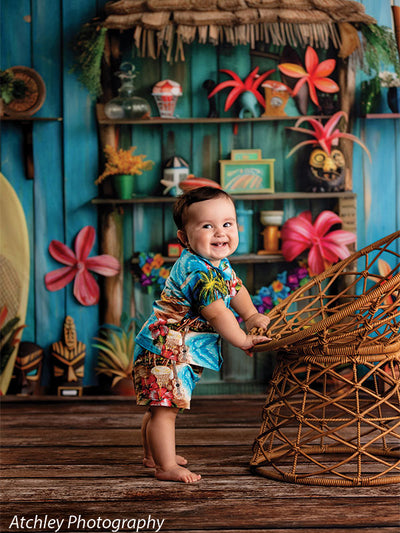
103,0,376,60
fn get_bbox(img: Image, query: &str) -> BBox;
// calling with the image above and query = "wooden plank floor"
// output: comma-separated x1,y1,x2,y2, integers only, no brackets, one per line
1,395,399,533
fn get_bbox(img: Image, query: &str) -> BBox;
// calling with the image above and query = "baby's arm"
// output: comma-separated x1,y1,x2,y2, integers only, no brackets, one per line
201,299,269,351
230,285,271,331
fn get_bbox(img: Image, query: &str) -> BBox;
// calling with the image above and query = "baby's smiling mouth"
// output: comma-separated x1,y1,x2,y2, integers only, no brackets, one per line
212,242,227,247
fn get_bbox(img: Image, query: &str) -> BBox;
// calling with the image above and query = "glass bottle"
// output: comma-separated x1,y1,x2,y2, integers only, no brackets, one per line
104,62,151,120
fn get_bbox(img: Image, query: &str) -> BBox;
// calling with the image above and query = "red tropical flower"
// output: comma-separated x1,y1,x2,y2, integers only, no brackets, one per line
208,66,275,111
286,111,371,160
278,46,339,107
281,210,356,275
45,226,120,306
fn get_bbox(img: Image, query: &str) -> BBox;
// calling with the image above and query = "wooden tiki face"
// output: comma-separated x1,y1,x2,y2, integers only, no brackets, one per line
305,148,346,192
52,316,85,387
9,342,43,395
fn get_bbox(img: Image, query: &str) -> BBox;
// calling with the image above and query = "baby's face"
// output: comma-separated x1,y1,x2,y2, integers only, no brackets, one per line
178,196,239,266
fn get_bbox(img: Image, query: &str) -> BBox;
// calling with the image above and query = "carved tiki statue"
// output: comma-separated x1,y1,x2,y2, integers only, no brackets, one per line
51,316,85,396
9,342,44,395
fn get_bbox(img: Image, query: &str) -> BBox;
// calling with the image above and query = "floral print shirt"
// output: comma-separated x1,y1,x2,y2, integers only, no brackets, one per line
135,249,242,370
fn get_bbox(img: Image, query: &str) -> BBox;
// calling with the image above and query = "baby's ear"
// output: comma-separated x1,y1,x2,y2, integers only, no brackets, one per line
177,229,187,247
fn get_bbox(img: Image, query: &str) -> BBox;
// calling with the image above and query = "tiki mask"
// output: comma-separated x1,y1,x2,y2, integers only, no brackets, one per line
51,316,85,396
305,148,345,192
9,342,43,395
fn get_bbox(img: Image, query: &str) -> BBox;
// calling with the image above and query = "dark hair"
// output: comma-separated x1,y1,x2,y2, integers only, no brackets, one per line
173,186,234,230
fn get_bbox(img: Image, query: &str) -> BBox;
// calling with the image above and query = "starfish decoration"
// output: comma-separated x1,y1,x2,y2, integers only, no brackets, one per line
45,226,120,306
286,111,371,160
280,210,356,275
207,66,275,111
278,46,339,107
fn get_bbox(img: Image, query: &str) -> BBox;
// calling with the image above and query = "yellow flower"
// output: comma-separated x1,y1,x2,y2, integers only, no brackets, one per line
95,145,154,185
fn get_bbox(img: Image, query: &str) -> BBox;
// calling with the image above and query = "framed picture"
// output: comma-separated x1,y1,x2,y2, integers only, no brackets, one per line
231,149,262,161
220,159,275,194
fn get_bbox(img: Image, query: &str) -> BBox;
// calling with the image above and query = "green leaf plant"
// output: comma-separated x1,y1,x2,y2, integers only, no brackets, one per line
93,314,136,388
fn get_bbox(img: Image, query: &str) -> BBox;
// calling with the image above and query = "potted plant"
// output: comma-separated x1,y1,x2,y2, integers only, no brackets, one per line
93,315,135,395
0,69,29,115
379,71,400,113
95,144,154,199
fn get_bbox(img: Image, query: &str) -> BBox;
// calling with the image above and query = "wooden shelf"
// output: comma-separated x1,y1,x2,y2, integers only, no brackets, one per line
364,113,400,119
132,253,284,265
96,104,330,125
1,116,62,122
92,191,355,205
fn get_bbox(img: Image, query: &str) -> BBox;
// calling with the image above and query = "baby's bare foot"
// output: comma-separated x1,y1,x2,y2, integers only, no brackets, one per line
143,454,187,468
155,465,201,483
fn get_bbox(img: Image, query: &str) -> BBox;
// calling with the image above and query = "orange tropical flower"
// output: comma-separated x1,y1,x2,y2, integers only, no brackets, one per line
151,253,164,268
278,46,339,107
271,280,284,293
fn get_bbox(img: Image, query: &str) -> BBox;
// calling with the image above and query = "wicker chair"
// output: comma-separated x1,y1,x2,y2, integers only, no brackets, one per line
251,231,400,486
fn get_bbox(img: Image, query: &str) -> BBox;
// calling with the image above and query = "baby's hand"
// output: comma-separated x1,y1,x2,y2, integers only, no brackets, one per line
245,312,271,332
240,334,271,356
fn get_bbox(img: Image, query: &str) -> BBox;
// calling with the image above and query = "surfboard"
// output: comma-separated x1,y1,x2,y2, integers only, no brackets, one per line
0,173,30,395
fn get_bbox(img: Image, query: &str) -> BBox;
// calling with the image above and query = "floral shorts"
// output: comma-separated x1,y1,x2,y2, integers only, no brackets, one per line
133,345,203,410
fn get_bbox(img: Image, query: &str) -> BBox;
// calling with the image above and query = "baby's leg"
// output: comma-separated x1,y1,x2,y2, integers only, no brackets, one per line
141,409,187,468
147,406,201,483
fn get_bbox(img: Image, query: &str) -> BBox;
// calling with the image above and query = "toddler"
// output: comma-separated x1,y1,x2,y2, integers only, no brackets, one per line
133,186,270,483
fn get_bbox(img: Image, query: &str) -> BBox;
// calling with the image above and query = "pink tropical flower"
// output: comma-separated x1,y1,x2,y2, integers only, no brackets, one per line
281,211,356,275
278,46,339,107
286,111,371,160
45,226,120,306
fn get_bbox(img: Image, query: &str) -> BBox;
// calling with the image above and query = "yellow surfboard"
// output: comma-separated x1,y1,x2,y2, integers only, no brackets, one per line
0,173,30,394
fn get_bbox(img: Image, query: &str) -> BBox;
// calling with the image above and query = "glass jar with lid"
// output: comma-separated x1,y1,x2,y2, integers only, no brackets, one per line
104,62,151,120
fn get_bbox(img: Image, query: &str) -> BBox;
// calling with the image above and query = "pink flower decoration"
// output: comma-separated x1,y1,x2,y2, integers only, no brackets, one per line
281,211,356,275
45,226,120,306
286,111,371,161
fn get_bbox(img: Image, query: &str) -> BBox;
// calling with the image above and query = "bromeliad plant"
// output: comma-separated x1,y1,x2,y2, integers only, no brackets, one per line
94,315,135,389
286,111,371,161
96,145,154,185
278,46,339,108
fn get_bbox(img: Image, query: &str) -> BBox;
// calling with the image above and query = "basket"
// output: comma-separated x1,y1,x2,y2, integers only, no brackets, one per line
251,231,400,486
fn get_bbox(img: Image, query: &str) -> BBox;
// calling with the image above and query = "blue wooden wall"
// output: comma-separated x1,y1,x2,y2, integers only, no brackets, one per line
1,0,399,389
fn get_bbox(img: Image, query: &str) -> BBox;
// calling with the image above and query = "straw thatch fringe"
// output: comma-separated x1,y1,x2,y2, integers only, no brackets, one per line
104,13,142,29
103,0,375,61
130,20,343,55
105,0,147,16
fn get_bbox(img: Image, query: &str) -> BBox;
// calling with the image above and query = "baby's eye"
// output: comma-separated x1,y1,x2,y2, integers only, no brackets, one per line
224,222,232,227
203,223,212,229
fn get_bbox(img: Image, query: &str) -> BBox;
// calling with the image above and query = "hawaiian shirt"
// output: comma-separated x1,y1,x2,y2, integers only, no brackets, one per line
135,249,242,371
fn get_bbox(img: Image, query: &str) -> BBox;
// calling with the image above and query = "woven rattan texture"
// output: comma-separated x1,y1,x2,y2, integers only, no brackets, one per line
251,231,400,486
